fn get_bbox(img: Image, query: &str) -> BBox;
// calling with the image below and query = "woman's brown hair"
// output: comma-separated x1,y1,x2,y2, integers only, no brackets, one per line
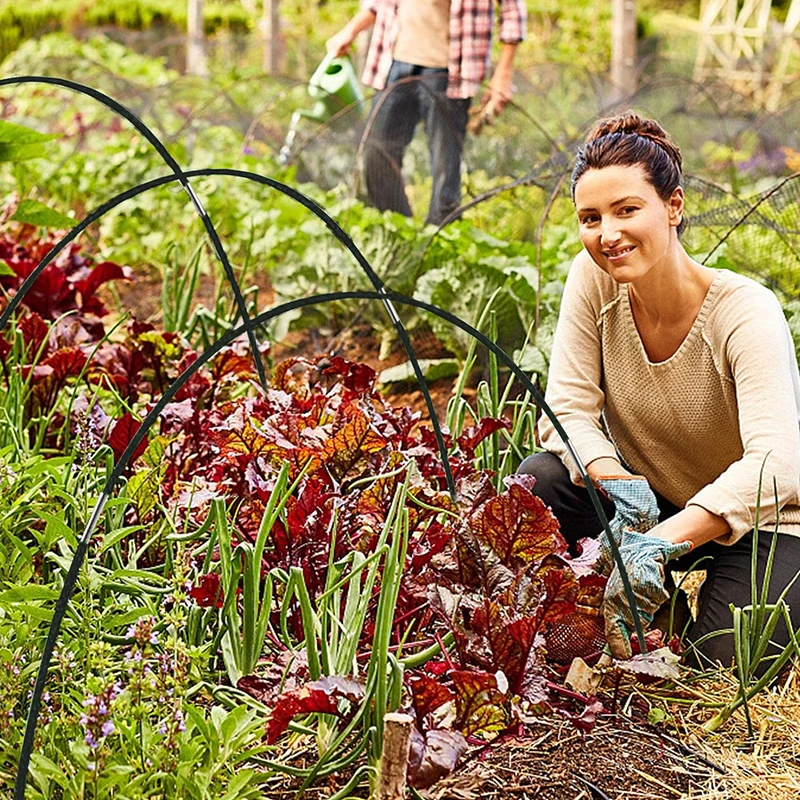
571,112,685,233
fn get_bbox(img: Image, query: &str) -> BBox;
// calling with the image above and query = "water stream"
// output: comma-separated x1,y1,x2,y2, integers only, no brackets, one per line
277,110,303,165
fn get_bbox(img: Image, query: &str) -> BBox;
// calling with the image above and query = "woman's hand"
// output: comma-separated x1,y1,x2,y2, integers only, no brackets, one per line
326,28,355,57
603,531,691,658
593,473,659,575
326,9,376,57
600,505,727,657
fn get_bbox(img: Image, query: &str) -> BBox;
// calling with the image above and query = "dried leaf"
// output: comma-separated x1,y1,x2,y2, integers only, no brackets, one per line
615,646,681,680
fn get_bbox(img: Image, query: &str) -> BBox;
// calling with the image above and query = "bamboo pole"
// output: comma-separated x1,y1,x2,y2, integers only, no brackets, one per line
376,713,413,800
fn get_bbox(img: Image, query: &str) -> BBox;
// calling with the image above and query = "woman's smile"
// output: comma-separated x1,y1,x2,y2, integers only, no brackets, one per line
604,245,636,263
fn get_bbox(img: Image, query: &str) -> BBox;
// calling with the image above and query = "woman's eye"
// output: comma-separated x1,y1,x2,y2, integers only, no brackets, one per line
580,216,598,225
620,206,638,214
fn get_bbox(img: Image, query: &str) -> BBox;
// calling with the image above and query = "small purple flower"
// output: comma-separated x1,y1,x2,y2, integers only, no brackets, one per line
127,617,158,648
79,682,119,753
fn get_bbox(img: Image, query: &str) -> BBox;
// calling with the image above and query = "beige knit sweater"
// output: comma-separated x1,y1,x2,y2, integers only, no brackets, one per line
538,251,800,544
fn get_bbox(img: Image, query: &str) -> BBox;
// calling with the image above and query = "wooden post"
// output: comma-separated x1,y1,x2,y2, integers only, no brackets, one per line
262,0,281,74
187,0,208,77
376,713,413,800
611,0,637,100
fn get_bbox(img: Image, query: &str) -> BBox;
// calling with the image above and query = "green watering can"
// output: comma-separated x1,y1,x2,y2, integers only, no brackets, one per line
299,52,364,122
278,53,364,164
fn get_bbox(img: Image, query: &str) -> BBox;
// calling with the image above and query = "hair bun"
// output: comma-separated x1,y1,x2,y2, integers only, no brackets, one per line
586,111,682,171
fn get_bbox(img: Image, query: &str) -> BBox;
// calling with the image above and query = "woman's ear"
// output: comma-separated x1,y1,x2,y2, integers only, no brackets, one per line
668,186,685,228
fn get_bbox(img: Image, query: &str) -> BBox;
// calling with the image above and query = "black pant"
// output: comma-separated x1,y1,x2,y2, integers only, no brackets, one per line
363,61,470,225
519,452,800,673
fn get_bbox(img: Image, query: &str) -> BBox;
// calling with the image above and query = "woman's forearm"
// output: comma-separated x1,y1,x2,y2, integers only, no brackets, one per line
650,505,730,550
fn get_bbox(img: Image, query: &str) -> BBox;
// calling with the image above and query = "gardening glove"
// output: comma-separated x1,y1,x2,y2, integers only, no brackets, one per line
602,530,691,659
594,476,660,576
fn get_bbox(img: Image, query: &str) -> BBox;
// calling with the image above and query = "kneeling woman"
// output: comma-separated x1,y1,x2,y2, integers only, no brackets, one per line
521,112,800,669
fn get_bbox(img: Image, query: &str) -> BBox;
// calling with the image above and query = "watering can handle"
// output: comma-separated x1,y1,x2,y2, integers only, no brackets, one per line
316,50,336,75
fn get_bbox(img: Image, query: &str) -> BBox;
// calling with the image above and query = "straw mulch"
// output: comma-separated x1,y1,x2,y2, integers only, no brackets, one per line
669,665,800,800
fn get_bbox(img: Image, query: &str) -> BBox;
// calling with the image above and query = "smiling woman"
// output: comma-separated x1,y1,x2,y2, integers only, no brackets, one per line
519,112,800,673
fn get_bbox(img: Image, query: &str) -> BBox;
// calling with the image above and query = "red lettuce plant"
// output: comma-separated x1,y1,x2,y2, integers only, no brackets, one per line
0,228,131,425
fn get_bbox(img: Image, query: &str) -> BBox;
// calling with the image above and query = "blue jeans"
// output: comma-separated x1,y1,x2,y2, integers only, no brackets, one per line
363,61,471,226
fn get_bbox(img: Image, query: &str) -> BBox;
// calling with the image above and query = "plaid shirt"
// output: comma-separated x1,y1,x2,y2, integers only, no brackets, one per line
363,0,526,99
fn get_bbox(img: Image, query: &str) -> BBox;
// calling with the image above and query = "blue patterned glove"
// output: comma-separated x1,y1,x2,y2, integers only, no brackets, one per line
595,476,660,576
602,530,691,658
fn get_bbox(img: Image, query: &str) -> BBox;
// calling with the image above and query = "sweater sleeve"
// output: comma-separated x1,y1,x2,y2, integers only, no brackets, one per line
538,252,621,483
686,288,800,544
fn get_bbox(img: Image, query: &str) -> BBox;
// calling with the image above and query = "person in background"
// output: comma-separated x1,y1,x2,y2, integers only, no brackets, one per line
519,112,800,673
326,0,526,225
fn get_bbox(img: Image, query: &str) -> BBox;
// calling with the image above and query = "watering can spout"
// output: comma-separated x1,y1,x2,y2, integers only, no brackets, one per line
277,53,364,165
299,52,364,123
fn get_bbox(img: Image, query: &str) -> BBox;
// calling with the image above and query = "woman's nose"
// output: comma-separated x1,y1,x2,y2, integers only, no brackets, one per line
600,220,621,246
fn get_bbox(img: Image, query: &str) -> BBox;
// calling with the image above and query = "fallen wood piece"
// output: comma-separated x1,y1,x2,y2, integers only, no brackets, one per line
377,712,414,800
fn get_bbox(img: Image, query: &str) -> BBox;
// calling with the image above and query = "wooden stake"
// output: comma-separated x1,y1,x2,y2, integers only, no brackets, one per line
262,0,281,75
376,712,413,800
611,0,637,100
186,0,208,77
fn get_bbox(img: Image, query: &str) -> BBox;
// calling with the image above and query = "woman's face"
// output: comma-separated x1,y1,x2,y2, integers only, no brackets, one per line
573,164,683,284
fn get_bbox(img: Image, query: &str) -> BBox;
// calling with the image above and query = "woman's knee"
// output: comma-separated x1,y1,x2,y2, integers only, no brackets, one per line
518,451,568,482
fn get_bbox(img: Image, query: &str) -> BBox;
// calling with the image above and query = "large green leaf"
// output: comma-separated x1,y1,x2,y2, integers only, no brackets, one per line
378,358,459,384
11,199,76,229
0,584,60,602
0,119,58,162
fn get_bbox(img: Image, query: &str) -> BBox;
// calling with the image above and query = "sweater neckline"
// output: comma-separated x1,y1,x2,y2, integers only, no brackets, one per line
620,269,723,366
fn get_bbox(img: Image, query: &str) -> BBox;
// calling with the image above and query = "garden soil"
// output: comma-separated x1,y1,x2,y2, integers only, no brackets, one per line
114,269,460,420
265,714,702,800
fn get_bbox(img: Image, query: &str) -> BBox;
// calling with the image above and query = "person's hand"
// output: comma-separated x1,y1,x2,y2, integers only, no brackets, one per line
467,69,513,133
326,27,355,57
594,475,660,576
602,530,691,658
